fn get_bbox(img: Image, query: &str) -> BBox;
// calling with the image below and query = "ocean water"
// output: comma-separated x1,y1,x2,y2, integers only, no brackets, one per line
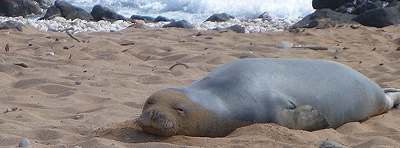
0,0,315,33
57,0,314,22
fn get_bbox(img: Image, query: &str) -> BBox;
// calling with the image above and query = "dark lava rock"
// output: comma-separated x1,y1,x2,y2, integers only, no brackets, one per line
291,9,357,29
0,0,42,17
258,12,273,21
312,0,352,10
163,20,194,29
227,25,246,33
42,1,93,21
90,5,127,22
0,20,24,31
205,13,235,22
130,15,155,23
154,16,171,22
387,0,400,7
36,0,52,9
336,0,389,15
319,140,343,148
354,6,400,28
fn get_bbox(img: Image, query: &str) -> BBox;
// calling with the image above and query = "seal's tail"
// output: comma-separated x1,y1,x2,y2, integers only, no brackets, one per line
383,88,400,109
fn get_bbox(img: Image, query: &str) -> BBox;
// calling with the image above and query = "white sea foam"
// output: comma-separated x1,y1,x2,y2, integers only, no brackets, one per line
57,0,314,22
0,16,293,33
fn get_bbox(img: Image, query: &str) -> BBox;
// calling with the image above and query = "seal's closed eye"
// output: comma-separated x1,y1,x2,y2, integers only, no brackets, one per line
174,108,185,114
172,103,186,114
145,97,157,106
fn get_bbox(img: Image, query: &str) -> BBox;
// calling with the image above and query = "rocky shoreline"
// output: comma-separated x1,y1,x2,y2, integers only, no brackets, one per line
292,0,400,29
1,0,400,33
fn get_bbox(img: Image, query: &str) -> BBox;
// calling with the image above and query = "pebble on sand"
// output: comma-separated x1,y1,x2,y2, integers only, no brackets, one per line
0,57,5,64
18,137,30,148
46,51,55,56
4,107,18,113
277,41,294,49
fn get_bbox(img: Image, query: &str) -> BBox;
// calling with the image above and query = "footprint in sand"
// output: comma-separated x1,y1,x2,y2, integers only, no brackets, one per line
72,93,113,104
36,84,76,95
12,78,48,89
122,102,143,109
32,129,63,141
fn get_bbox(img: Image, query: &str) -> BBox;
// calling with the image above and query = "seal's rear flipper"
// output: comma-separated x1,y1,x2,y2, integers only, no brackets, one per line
277,105,329,131
383,88,400,110
383,88,400,93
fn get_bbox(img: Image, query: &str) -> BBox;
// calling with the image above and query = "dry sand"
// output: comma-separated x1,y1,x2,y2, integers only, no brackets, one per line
0,24,399,148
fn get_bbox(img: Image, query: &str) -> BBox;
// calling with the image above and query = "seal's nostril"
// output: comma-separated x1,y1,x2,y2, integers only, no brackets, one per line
148,109,163,121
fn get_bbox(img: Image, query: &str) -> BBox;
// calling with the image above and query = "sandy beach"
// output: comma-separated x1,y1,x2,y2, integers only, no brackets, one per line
0,24,399,147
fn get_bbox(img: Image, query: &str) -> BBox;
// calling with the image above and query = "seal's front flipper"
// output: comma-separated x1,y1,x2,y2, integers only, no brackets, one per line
277,105,329,131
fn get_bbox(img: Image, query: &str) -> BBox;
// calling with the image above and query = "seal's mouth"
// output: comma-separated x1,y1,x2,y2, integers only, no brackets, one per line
134,108,178,137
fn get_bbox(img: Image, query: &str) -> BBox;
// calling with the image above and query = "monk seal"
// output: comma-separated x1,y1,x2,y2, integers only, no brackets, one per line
135,58,400,137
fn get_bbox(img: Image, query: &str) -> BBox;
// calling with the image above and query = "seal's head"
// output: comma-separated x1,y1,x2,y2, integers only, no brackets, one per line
135,89,250,137
135,89,210,136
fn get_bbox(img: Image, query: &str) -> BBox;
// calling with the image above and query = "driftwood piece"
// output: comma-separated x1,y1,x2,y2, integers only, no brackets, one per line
169,63,189,70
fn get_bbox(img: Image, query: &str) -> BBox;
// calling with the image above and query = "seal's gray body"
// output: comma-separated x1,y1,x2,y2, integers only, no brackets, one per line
167,58,389,129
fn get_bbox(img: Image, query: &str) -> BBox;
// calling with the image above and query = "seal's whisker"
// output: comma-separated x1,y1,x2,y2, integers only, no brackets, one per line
178,123,191,135
131,120,142,130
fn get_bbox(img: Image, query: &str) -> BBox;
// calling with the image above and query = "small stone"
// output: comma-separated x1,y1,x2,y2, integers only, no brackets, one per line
227,25,245,33
19,137,30,148
71,114,83,120
119,40,136,46
163,20,194,29
396,47,400,51
4,107,18,113
63,46,69,49
239,51,253,59
5,44,9,51
320,140,344,148
46,52,55,56
277,41,294,49
205,36,213,39
350,24,361,29
75,81,81,85
196,32,203,36
0,57,5,64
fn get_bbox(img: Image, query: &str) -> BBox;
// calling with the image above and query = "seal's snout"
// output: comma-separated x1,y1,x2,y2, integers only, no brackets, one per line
136,108,178,136
135,108,178,136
